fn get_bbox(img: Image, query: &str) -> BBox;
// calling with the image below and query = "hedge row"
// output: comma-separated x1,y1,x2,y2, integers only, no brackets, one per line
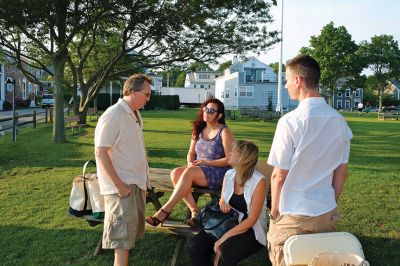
95,93,180,111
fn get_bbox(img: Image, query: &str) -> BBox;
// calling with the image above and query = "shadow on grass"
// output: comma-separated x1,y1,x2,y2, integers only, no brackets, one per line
357,234,400,266
0,223,269,266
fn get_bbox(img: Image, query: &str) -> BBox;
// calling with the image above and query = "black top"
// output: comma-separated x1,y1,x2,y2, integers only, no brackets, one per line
229,193,248,219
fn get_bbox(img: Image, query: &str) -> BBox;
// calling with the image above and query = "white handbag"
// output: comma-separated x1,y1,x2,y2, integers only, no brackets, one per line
69,160,104,219
311,252,370,266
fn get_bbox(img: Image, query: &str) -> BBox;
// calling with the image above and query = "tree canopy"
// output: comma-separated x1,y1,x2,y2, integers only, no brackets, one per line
0,0,279,142
268,62,285,74
358,34,400,111
300,22,362,105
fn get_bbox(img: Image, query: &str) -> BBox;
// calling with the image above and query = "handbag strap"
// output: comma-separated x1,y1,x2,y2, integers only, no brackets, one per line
82,160,96,177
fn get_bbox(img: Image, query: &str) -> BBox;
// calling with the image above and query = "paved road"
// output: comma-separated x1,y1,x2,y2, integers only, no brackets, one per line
0,107,52,135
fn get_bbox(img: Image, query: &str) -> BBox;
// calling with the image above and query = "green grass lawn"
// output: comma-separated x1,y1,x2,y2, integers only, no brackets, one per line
0,109,399,265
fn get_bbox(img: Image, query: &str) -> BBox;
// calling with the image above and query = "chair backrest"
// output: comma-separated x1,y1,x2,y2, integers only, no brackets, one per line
283,232,365,266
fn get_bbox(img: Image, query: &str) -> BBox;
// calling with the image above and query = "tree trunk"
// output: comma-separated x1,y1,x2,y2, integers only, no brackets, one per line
378,89,383,112
78,86,88,124
72,89,79,114
52,50,67,143
78,111,87,124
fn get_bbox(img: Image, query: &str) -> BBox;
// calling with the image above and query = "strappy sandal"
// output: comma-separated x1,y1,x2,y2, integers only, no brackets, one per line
146,208,171,227
186,209,200,227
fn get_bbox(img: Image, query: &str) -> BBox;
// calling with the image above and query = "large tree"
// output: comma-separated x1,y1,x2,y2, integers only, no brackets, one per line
300,22,362,105
0,0,117,142
218,60,232,72
358,35,400,111
0,0,279,142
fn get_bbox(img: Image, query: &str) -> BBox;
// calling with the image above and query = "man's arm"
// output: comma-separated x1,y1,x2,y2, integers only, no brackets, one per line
95,147,132,197
332,163,348,202
270,167,289,218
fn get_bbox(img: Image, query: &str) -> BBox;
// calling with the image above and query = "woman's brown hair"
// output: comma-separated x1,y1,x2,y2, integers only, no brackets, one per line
192,98,226,140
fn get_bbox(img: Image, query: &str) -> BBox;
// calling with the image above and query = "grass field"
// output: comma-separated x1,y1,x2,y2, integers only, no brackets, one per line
0,109,399,265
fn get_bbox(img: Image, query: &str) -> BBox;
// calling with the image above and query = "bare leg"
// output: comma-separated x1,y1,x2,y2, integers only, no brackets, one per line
114,249,129,266
153,167,207,221
170,167,205,213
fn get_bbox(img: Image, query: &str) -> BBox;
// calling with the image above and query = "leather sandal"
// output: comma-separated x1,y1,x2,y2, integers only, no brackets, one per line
146,208,171,227
186,209,200,227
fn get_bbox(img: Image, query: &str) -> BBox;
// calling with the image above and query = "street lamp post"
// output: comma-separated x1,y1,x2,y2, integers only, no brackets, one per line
6,77,16,142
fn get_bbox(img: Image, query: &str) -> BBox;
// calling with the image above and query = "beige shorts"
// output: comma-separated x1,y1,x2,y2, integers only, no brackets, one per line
267,208,339,266
102,184,146,250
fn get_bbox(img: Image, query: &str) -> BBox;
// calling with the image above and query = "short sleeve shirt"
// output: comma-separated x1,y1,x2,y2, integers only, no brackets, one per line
95,99,149,194
267,97,352,216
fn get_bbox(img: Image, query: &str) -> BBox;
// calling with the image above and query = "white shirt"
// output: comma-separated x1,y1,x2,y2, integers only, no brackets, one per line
268,97,352,216
358,102,364,109
222,169,268,246
95,99,149,194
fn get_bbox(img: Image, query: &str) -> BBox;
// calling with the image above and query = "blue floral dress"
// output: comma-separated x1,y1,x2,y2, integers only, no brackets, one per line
195,125,231,190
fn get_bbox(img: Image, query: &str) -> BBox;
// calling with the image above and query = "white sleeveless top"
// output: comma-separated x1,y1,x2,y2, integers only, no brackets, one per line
222,169,268,246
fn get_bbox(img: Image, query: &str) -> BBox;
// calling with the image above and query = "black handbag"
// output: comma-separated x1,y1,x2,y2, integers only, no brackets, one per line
199,198,239,240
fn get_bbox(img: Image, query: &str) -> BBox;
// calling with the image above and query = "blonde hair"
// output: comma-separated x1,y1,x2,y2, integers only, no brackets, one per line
231,140,259,187
123,74,152,96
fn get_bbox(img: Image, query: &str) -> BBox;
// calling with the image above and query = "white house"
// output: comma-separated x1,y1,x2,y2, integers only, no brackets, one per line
215,56,296,111
184,70,221,97
388,80,400,101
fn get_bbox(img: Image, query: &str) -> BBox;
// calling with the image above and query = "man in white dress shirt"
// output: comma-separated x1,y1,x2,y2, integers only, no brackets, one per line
95,74,152,266
267,55,353,266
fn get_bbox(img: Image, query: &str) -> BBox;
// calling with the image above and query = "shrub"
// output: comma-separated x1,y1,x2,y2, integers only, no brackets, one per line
3,100,12,110
15,98,31,107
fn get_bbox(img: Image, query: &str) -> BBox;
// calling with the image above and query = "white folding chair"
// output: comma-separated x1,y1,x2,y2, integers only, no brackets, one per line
283,232,366,266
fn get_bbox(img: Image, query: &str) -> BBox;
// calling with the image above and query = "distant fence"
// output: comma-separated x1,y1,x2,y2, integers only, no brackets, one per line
0,108,68,141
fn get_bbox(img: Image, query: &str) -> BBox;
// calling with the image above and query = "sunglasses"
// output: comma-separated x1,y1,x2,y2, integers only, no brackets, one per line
203,106,218,114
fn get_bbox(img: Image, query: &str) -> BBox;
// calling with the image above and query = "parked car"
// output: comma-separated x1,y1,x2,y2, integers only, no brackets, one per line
369,107,378,112
41,94,54,108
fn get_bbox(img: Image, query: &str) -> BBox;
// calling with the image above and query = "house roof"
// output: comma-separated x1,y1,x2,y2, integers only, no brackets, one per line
390,79,400,89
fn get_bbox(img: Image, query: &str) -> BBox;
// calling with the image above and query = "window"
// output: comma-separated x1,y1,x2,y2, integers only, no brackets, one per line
234,88,238,98
200,84,204,89
345,100,350,109
239,86,254,97
225,89,230,99
29,83,33,96
355,89,360,97
22,80,27,99
337,100,342,109
345,89,350,97
199,74,210,80
194,85,196,88
337,92,342,97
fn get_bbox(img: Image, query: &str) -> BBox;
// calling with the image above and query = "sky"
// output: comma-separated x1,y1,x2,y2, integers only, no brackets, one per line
218,0,400,66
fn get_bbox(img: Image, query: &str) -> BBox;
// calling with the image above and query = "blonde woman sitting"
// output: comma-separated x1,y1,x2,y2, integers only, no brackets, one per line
188,140,268,266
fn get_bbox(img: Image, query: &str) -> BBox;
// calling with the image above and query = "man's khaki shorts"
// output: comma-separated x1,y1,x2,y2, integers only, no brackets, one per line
102,184,146,250
267,208,339,266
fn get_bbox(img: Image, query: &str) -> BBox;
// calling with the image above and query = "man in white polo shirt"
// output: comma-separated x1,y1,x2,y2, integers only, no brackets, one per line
95,74,152,266
267,55,353,266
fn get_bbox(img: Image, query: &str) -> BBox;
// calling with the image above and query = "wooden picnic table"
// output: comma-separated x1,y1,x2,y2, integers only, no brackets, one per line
70,163,272,266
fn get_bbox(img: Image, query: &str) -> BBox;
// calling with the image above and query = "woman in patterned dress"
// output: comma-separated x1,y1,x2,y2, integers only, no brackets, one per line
146,98,234,226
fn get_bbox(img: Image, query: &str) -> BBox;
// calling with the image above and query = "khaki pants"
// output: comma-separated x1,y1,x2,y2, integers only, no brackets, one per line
267,208,339,266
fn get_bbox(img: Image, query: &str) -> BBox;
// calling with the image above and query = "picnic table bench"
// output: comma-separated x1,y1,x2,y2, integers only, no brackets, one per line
378,112,399,120
64,115,84,133
69,163,272,266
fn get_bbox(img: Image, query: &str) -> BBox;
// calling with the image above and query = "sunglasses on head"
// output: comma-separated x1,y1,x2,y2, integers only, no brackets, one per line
203,106,218,114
